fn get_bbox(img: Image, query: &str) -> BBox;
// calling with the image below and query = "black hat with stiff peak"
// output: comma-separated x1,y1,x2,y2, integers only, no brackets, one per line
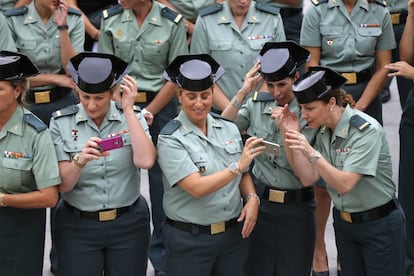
257,41,310,82
0,51,39,81
163,54,225,91
67,52,129,93
293,66,347,104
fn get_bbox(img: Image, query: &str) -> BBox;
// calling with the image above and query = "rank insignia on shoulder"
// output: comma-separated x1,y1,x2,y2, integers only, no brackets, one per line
311,0,328,5
161,7,183,24
349,115,370,131
160,119,181,135
115,102,141,112
23,114,47,132
52,105,79,119
3,6,28,17
103,4,123,20
255,3,280,15
252,91,274,102
199,3,223,17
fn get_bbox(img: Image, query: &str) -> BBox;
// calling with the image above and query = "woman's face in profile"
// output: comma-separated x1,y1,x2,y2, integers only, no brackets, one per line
0,81,19,115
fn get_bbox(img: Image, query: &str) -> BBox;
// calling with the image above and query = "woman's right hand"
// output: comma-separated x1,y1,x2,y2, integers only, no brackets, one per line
77,137,110,166
238,136,265,172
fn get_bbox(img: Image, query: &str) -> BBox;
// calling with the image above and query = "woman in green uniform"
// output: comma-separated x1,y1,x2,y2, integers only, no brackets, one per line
158,54,264,276
282,66,405,275
0,51,60,276
49,52,156,275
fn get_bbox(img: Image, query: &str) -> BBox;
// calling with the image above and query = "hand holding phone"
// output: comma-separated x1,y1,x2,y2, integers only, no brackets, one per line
97,135,124,152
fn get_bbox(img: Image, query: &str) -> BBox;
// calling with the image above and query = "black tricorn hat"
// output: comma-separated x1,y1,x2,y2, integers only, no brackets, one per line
293,66,347,104
0,51,39,81
163,54,225,91
67,52,129,93
257,41,310,82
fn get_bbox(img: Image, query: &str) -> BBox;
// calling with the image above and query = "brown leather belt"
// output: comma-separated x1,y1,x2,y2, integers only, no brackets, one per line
337,199,397,224
166,217,239,235
135,91,156,104
340,69,372,85
28,87,71,104
64,200,135,222
390,11,407,25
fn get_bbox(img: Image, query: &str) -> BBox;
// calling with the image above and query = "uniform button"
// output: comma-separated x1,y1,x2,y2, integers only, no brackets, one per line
103,190,106,194
337,194,340,197
101,176,105,179
223,207,227,210
103,205,106,208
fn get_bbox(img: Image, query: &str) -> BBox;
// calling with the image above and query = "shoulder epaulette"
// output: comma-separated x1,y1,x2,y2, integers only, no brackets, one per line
210,112,233,123
252,91,274,102
115,102,141,112
255,3,280,15
102,4,123,20
370,0,387,7
349,115,370,131
4,6,28,17
160,119,181,135
199,3,223,17
311,0,329,6
67,7,82,16
161,7,183,24
52,105,79,119
23,114,47,132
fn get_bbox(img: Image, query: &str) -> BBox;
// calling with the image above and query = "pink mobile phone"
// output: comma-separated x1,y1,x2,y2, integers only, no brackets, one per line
98,135,124,152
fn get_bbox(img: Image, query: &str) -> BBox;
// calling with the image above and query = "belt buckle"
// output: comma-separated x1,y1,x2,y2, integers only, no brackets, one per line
268,189,286,203
340,211,352,223
34,91,51,104
391,13,401,25
210,222,225,234
99,209,117,221
341,73,357,85
135,92,147,103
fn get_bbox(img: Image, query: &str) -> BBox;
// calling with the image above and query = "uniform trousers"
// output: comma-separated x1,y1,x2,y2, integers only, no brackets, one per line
333,205,405,276
244,195,316,276
55,197,150,276
137,98,179,272
343,81,383,125
162,221,248,276
0,207,46,276
399,89,414,275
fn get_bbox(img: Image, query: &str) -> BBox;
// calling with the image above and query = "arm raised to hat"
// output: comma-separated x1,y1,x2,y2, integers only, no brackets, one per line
221,62,263,121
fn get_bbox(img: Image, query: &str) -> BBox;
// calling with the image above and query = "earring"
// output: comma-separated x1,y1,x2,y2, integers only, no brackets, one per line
329,107,333,112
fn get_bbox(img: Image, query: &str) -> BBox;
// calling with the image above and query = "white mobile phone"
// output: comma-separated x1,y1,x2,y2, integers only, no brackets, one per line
262,140,280,156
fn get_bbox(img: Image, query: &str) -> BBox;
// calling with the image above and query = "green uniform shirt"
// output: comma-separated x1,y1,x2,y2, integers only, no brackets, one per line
99,2,188,93
387,0,407,13
0,9,16,51
237,96,318,189
0,106,61,194
157,112,243,225
5,2,84,90
190,2,286,99
0,0,16,10
49,102,150,212
315,106,395,212
300,0,396,72
169,0,215,20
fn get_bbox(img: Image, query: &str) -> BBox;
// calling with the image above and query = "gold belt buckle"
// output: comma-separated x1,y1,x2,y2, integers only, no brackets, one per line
341,73,357,85
391,13,401,25
210,222,225,234
268,189,286,203
340,211,353,223
34,91,51,104
135,92,147,103
99,209,117,221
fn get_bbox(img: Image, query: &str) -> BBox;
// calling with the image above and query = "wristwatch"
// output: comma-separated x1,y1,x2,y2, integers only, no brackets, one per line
72,153,85,169
228,162,241,175
308,150,321,163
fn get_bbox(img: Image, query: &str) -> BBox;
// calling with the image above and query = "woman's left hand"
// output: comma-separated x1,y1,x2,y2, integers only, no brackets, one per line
53,0,68,26
284,129,315,160
120,75,138,111
238,196,259,238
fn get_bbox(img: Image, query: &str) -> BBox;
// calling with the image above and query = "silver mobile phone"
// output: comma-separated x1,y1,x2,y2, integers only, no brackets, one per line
262,140,280,156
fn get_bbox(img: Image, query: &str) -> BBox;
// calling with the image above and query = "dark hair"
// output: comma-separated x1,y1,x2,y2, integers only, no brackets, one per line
318,88,355,108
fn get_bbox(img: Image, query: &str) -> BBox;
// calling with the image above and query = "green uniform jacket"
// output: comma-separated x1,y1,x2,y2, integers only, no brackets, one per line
99,3,188,93
315,106,396,212
157,111,243,225
0,106,61,194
